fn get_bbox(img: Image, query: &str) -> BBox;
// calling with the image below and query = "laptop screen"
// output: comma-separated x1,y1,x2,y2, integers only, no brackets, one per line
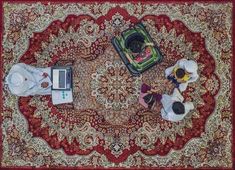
59,70,66,88
52,67,72,90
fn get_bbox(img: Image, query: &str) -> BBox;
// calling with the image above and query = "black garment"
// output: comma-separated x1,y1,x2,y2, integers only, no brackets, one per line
143,94,156,109
167,75,180,88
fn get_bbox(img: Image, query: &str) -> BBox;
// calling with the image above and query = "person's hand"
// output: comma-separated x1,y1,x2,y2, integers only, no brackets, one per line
42,72,48,78
168,81,174,89
163,79,173,88
162,79,168,83
41,82,49,88
167,79,173,85
162,79,174,93
185,97,192,102
147,90,152,94
151,88,161,94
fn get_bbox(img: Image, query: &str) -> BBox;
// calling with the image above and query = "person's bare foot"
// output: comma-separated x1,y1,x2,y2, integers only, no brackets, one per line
42,72,48,78
41,82,49,88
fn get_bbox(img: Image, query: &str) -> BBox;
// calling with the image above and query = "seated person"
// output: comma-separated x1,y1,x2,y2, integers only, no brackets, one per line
160,88,194,122
139,83,162,109
5,63,52,96
129,40,154,63
165,58,199,92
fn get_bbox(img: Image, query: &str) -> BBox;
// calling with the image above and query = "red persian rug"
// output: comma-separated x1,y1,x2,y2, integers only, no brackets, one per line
0,0,234,169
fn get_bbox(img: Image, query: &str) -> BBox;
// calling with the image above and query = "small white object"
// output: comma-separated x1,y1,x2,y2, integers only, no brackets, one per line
51,90,73,105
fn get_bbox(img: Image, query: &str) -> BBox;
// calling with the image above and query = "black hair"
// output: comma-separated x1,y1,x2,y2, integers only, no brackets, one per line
175,68,185,79
143,94,155,109
172,101,185,115
129,40,143,53
126,33,145,53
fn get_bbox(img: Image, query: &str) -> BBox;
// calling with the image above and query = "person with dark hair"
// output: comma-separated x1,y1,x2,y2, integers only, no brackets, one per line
172,101,185,115
160,88,194,122
167,68,183,88
175,68,186,79
165,58,199,92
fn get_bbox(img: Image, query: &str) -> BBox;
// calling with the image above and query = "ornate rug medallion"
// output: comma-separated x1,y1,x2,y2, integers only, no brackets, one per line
1,2,232,168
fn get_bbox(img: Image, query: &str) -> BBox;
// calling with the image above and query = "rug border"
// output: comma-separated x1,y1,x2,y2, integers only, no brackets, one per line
0,0,234,3
0,0,234,170
232,0,235,168
0,0,3,168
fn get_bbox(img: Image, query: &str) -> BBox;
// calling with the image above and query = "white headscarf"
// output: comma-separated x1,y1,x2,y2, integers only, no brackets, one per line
6,71,29,95
7,72,24,86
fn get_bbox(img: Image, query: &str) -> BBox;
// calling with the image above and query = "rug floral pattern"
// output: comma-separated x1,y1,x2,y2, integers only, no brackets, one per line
1,2,233,168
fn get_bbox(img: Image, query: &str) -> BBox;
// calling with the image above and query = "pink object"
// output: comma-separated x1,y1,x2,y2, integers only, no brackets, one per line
135,57,143,62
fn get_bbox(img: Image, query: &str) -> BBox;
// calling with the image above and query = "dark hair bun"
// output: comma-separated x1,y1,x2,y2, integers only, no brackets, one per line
172,101,185,115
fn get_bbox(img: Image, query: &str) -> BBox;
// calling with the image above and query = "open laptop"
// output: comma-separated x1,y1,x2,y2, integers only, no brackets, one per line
51,66,72,90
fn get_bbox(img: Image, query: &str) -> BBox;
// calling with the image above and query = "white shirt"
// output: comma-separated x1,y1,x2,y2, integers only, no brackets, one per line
165,59,199,91
6,63,52,96
161,88,194,122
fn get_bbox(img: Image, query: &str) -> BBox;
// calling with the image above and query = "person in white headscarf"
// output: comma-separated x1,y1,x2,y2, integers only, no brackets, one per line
5,63,52,96
165,58,199,92
161,88,194,122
